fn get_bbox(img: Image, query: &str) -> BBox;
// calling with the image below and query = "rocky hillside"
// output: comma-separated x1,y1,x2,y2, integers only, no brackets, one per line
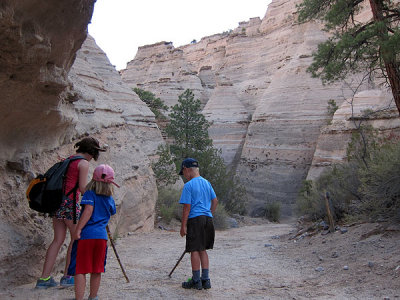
121,0,379,216
0,1,165,288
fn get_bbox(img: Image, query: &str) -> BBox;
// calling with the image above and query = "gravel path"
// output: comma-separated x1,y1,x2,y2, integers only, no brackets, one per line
3,221,399,299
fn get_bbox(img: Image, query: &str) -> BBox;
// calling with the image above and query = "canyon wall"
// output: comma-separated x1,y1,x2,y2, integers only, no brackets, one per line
121,0,364,215
0,1,164,287
308,90,400,180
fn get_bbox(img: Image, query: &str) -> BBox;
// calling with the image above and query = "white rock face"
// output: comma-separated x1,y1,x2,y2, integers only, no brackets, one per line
120,0,364,215
68,35,164,235
0,23,165,287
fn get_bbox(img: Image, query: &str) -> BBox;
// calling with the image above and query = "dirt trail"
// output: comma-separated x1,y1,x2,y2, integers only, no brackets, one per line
3,221,400,299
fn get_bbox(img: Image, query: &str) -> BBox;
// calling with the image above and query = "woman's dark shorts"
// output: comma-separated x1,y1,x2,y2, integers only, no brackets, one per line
185,215,215,252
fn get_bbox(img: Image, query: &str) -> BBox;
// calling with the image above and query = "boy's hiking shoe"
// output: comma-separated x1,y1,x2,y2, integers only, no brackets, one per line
35,277,57,289
182,278,202,290
202,279,211,289
60,275,74,287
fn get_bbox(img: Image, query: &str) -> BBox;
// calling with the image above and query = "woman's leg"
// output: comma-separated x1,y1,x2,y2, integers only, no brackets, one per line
89,273,101,298
74,273,86,300
63,219,78,275
40,218,67,278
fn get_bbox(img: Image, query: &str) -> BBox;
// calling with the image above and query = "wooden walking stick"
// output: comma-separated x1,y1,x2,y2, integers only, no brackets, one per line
168,250,186,277
106,225,130,283
324,191,335,233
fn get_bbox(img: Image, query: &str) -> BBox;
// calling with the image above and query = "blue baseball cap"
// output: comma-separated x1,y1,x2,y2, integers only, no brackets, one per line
179,158,199,175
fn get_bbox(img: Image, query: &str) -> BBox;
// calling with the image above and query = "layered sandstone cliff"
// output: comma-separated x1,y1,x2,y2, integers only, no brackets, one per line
308,90,400,180
121,0,366,215
0,1,164,287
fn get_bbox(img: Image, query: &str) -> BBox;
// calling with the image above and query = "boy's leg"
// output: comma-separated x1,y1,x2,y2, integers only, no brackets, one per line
199,250,209,269
190,251,201,270
89,273,101,298
74,274,86,300
190,251,201,282
182,251,202,289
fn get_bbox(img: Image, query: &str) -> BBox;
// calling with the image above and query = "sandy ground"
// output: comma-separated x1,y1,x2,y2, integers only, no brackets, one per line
2,219,400,300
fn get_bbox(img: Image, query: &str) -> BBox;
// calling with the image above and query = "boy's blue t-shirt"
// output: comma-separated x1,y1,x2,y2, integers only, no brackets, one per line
179,176,216,219
79,190,116,240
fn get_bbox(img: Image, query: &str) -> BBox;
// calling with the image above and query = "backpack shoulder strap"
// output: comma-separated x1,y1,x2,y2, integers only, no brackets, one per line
67,155,87,163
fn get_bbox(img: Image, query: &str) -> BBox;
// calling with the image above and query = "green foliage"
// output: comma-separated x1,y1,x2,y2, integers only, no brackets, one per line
153,89,247,215
156,188,181,224
152,144,179,186
166,89,212,159
296,127,400,222
346,125,379,166
358,141,400,219
133,87,168,120
327,99,338,116
296,180,321,220
296,162,361,221
265,202,281,222
212,203,229,230
297,0,400,115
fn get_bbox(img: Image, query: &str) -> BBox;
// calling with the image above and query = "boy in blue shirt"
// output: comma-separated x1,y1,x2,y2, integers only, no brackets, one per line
179,158,218,290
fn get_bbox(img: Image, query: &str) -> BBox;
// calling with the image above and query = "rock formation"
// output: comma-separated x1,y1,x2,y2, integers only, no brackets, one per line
0,1,165,287
121,0,369,215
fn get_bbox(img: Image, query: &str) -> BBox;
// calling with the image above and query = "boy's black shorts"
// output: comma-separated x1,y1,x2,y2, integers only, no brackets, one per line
185,215,215,252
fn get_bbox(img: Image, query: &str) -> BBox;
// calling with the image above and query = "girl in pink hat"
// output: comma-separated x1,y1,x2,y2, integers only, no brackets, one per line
68,164,119,300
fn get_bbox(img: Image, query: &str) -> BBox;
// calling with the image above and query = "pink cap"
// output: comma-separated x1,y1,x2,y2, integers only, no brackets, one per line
93,164,120,188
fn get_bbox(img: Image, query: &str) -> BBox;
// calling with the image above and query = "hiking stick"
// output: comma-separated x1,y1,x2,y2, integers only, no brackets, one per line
324,191,335,233
168,250,186,277
106,225,130,283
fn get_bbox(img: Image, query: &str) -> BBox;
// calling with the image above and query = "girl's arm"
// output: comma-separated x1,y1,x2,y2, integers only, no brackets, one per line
72,204,93,240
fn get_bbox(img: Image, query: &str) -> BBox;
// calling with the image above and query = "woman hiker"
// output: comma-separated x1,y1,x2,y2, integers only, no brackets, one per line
35,137,106,289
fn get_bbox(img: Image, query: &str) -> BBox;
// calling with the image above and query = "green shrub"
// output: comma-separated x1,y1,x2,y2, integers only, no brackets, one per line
156,188,181,224
296,180,322,220
327,99,339,116
265,202,281,222
212,204,229,230
296,163,361,221
133,87,168,120
358,140,400,219
296,131,400,223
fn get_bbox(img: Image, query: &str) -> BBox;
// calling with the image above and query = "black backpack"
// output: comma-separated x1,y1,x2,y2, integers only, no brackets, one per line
26,156,85,222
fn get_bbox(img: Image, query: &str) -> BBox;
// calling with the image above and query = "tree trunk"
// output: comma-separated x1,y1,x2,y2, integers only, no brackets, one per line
369,0,400,116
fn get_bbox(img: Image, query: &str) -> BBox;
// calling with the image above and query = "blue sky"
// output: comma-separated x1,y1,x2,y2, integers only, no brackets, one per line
88,0,272,70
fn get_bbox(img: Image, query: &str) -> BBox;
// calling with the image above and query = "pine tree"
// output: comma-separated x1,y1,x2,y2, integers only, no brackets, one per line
154,89,247,214
166,89,212,159
297,0,400,115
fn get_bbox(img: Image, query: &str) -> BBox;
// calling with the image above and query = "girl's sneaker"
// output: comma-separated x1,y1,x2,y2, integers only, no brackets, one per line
60,275,74,287
35,277,57,289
